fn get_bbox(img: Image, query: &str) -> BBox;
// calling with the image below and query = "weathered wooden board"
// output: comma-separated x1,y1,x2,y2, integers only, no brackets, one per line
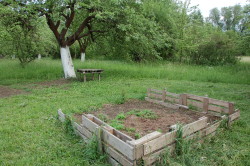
127,131,162,159
143,144,175,166
87,114,134,142
58,109,66,122
166,92,179,98
73,122,93,138
165,96,179,103
113,129,134,142
182,117,208,137
229,110,240,121
209,98,229,108
144,130,177,155
208,105,227,113
108,157,120,166
187,94,204,102
205,121,221,135
102,129,135,160
187,100,203,109
104,145,133,166
148,93,162,100
74,130,88,142
145,97,179,109
82,115,99,133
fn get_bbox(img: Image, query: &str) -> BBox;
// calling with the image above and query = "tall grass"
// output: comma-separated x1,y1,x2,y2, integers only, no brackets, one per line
0,58,249,85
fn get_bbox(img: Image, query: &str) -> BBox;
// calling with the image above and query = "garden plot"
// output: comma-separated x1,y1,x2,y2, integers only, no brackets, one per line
58,88,240,166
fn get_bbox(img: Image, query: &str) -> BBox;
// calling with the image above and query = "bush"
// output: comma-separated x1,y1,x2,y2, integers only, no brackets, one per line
190,32,239,65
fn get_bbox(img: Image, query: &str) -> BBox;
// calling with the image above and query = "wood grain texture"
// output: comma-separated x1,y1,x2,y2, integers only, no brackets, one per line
102,129,135,160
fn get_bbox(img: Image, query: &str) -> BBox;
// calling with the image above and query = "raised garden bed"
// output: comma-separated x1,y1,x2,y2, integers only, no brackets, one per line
58,88,240,166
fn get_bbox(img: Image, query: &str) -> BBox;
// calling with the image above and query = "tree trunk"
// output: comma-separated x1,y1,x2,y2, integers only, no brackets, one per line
60,46,76,78
81,52,86,62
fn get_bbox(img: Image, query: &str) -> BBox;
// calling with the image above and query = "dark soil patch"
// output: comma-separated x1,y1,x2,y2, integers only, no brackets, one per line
0,86,26,98
75,99,219,139
0,79,71,98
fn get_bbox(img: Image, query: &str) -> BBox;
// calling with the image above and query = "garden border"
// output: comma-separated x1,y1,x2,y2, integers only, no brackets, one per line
57,88,240,166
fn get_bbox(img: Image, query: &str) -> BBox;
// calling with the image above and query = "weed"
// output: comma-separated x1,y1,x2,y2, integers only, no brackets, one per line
127,109,158,119
116,112,126,120
135,133,141,139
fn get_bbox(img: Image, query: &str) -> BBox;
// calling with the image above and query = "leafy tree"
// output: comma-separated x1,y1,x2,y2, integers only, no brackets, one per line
0,2,41,67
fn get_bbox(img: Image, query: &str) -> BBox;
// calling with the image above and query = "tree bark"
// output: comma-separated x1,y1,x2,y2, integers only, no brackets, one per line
60,46,76,78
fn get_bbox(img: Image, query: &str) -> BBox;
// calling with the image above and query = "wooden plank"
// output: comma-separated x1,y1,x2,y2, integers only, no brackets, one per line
82,115,99,133
75,130,89,142
182,117,208,137
143,144,175,166
209,98,229,107
107,157,120,166
88,114,134,142
187,94,204,102
127,131,162,159
102,129,135,160
166,91,179,98
205,121,221,135
208,105,227,113
165,96,179,103
187,100,203,109
148,93,162,100
229,110,240,121
58,109,65,122
144,130,177,155
104,145,133,166
150,89,163,94
145,97,179,109
113,129,134,142
74,122,93,138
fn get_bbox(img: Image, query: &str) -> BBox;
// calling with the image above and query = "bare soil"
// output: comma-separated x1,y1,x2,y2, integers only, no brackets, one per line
0,86,26,98
0,79,71,98
75,99,219,139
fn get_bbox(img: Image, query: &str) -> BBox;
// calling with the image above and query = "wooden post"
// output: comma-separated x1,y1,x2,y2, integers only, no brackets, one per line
92,73,95,80
180,94,187,106
83,74,86,82
228,102,234,115
162,89,166,102
98,73,101,81
203,97,209,113
96,127,103,154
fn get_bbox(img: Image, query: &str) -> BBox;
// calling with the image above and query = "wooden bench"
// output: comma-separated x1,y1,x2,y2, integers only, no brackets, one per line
77,69,104,82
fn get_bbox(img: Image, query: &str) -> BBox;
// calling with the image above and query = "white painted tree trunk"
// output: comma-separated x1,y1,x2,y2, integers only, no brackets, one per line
38,54,41,60
81,52,85,62
60,46,76,78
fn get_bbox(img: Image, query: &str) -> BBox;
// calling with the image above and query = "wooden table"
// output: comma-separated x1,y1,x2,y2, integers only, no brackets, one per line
77,69,104,82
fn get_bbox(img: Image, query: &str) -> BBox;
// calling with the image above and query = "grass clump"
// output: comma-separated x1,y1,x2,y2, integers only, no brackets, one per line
127,109,158,119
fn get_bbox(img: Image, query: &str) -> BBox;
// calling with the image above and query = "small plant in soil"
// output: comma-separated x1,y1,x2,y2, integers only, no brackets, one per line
127,109,158,119
135,133,141,139
98,113,109,122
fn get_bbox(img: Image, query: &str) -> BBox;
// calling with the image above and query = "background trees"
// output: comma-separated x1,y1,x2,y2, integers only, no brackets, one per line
0,0,249,71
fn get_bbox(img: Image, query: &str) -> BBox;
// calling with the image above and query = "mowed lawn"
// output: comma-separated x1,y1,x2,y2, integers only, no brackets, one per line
0,59,250,165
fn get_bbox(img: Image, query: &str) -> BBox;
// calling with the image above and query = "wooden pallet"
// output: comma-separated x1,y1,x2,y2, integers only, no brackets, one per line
57,88,240,166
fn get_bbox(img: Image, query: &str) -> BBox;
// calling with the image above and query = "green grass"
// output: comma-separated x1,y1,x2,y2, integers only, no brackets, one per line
0,58,249,165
